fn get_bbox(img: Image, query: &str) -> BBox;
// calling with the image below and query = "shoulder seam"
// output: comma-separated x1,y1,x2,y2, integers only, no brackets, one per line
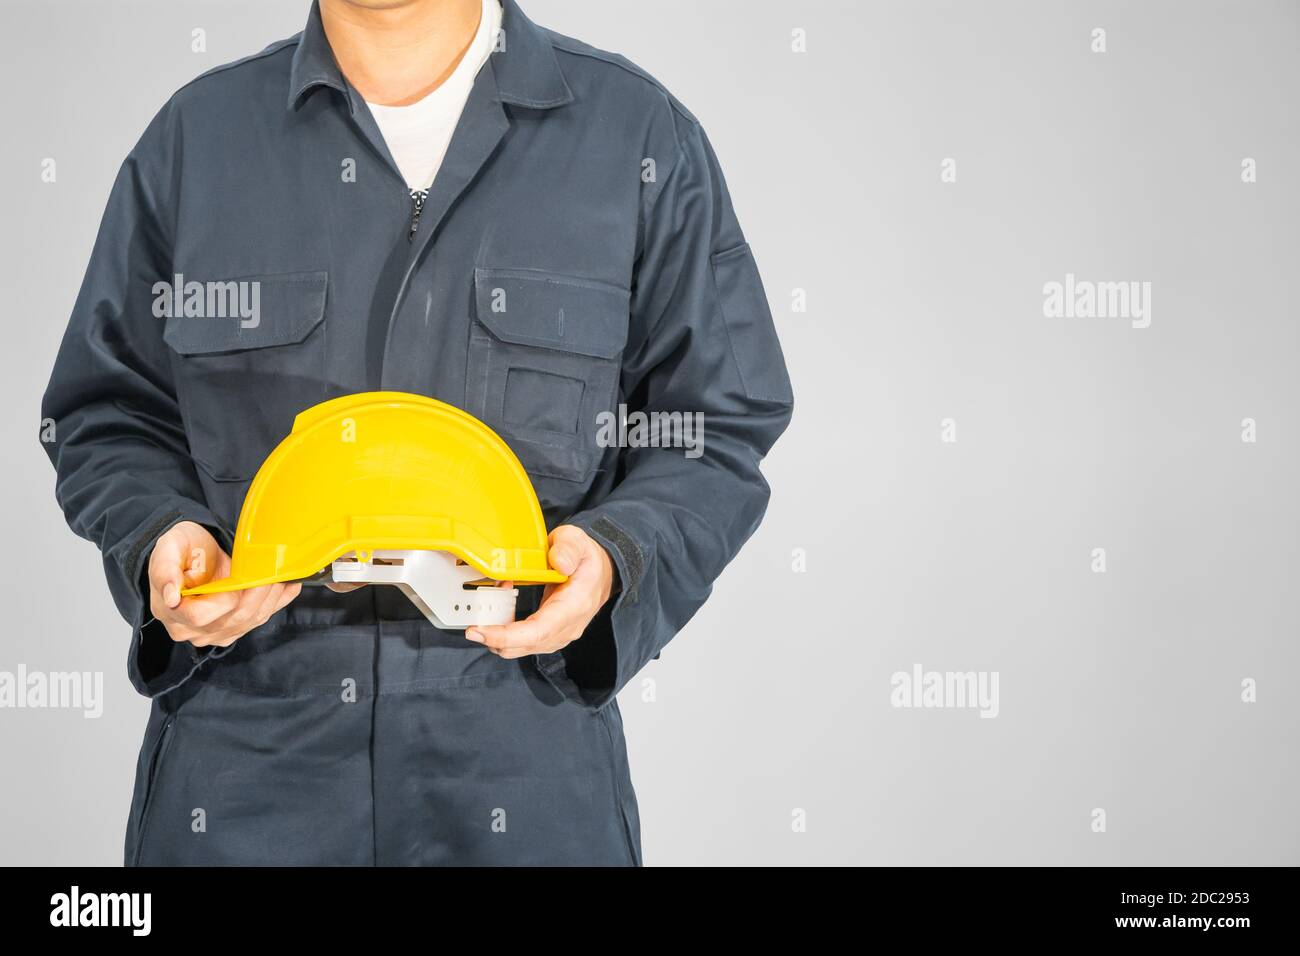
172,36,300,97
547,34,700,135
640,123,700,234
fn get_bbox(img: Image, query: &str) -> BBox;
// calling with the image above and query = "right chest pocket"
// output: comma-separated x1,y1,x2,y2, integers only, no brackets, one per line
163,270,329,483
467,268,629,486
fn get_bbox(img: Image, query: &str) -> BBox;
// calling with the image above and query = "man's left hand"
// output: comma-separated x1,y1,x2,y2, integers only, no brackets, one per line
466,524,614,659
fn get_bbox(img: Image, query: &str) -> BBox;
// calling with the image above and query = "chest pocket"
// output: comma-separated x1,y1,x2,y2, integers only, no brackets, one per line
163,271,329,483
468,268,629,484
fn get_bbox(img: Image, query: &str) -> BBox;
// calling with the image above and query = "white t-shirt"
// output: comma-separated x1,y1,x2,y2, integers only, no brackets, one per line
366,0,502,192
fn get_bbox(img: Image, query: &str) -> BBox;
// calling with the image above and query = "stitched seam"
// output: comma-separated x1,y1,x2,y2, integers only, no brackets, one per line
498,90,570,109
132,717,177,866
173,37,300,97
162,272,328,355
711,242,751,264
548,36,696,126
709,246,789,404
598,708,640,866
475,266,629,296
198,667,532,699
237,621,429,635
481,332,619,358
639,134,690,239
708,251,755,402
367,619,380,865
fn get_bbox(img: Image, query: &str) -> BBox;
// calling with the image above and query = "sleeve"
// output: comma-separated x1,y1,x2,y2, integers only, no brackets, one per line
539,121,795,709
39,108,232,699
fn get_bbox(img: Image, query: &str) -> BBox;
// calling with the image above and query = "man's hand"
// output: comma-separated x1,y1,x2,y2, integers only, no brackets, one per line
148,520,301,648
466,524,614,659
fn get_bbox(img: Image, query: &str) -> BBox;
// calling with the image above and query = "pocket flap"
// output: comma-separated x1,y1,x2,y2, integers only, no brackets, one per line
473,268,629,359
163,271,328,355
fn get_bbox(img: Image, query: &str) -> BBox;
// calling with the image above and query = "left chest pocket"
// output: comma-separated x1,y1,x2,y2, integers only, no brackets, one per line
163,270,329,483
468,268,629,484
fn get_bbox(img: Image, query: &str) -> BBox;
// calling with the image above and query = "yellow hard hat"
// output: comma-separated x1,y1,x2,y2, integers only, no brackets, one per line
183,392,566,610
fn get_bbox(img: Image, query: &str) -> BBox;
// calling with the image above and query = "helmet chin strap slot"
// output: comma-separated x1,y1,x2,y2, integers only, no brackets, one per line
330,550,517,630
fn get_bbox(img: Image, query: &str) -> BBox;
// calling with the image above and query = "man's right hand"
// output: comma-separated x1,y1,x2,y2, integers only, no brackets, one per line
148,520,301,648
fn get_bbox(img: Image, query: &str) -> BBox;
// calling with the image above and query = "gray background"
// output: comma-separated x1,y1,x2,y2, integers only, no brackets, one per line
2,0,1296,865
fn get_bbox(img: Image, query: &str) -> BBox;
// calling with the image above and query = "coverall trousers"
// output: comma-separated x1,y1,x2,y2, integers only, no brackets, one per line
126,610,641,866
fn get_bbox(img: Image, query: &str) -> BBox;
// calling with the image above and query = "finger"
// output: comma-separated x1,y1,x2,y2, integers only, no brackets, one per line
272,583,302,614
210,581,300,646
468,600,569,651
181,548,227,587
151,523,228,607
251,582,286,625
167,590,241,629
148,534,186,610
324,581,368,593
156,613,200,647
549,533,614,607
178,531,223,587
216,585,280,635
210,584,282,644
177,585,273,638
547,532,583,576
147,591,202,647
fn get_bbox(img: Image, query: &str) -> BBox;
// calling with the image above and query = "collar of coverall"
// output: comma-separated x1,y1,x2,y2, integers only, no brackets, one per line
287,0,574,113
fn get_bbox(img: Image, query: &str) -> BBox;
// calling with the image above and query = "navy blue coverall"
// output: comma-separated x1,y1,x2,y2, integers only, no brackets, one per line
40,0,793,865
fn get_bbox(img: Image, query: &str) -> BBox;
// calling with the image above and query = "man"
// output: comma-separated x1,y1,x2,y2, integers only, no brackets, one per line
41,0,792,866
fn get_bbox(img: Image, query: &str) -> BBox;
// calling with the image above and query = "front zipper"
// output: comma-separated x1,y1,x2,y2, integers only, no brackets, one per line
408,188,428,242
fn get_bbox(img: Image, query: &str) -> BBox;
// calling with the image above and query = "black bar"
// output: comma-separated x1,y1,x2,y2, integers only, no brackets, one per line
1,866,1287,941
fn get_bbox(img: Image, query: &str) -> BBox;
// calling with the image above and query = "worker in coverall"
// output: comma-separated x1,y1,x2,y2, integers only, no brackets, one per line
40,0,793,865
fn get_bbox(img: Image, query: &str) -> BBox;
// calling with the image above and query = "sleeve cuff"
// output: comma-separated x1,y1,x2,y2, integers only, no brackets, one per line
533,510,652,710
121,504,235,698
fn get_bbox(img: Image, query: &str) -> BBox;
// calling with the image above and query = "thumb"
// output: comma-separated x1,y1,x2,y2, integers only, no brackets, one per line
549,542,581,576
148,533,186,609
176,524,223,586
